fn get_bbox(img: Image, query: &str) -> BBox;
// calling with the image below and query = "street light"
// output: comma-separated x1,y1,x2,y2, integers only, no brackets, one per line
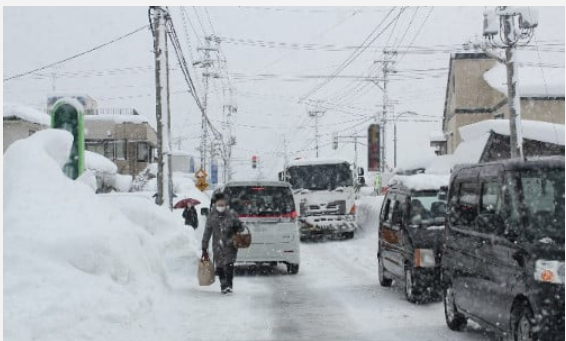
393,111,417,169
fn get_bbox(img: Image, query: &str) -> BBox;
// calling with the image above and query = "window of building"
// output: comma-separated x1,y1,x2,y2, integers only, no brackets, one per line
104,141,114,160
85,141,104,155
137,142,149,162
115,139,127,160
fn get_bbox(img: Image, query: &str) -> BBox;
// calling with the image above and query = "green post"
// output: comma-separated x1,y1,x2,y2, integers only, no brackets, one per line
50,100,85,179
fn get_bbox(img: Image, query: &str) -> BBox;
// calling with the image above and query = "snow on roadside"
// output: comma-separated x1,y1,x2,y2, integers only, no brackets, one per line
356,195,384,233
2,130,195,341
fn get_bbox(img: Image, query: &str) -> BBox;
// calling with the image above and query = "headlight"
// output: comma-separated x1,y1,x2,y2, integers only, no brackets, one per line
534,260,565,284
414,249,435,268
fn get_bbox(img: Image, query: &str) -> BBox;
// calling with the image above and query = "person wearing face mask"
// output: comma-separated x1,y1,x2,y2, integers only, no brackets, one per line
201,192,244,294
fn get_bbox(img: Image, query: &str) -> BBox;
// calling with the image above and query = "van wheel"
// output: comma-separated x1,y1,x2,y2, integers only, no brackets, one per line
343,232,354,240
287,263,299,275
513,303,538,341
444,286,467,331
378,254,392,287
404,267,421,303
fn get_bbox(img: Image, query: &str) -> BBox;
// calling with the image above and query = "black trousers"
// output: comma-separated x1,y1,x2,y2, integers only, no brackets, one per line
216,263,234,290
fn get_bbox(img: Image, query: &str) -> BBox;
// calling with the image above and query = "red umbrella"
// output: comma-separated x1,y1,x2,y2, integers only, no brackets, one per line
173,198,201,209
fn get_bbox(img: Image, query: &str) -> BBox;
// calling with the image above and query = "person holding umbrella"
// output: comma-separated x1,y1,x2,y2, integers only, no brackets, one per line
174,198,201,229
201,192,243,294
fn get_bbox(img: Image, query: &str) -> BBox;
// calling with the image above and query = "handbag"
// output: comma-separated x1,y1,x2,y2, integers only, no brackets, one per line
197,255,215,286
233,225,252,249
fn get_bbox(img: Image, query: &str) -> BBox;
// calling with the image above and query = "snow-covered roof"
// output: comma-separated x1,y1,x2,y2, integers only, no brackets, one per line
452,134,491,164
287,158,350,167
388,174,449,191
84,150,117,174
459,119,565,146
3,102,50,126
484,63,565,97
84,114,149,125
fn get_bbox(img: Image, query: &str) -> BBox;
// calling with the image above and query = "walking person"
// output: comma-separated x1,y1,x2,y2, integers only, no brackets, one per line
201,193,244,294
182,204,199,229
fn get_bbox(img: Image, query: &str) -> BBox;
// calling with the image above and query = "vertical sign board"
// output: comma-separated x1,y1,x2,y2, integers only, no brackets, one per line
51,100,85,180
367,124,380,172
211,159,218,185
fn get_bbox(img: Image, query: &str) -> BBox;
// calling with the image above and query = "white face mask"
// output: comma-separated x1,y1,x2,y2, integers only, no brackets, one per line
216,206,226,213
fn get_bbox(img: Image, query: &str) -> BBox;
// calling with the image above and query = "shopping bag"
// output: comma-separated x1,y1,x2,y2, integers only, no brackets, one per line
198,257,215,286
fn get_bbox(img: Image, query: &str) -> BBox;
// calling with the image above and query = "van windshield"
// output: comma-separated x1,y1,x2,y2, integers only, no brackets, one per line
410,190,447,222
224,186,295,217
517,168,565,242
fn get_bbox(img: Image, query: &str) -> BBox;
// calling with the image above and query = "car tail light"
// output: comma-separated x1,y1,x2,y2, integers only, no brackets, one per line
414,249,435,268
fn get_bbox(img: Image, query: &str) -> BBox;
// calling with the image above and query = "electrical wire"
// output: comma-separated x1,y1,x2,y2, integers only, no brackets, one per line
3,24,149,82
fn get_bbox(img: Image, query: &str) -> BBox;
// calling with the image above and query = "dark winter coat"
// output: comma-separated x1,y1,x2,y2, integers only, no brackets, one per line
182,206,199,229
202,207,244,268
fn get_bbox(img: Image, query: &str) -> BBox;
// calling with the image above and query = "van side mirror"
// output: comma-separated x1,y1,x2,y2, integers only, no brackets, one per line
200,207,210,217
278,172,284,181
357,167,365,176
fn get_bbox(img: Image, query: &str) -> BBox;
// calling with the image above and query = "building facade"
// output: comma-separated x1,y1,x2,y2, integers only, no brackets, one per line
439,52,565,154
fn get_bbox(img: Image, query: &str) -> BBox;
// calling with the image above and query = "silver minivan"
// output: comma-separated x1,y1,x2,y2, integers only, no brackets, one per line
219,181,301,274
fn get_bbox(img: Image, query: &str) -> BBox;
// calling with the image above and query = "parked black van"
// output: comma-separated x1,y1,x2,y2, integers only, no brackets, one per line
378,174,449,303
441,157,565,340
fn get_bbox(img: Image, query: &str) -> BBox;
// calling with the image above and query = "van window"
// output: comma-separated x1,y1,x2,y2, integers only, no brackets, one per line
480,180,501,215
452,181,479,227
517,169,565,242
391,199,404,225
381,198,392,223
224,186,295,217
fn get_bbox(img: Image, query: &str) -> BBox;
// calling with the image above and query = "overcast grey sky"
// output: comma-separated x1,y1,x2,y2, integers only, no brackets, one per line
4,6,565,179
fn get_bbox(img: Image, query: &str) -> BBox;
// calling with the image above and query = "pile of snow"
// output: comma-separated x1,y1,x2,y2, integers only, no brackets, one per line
356,195,384,232
85,150,118,173
84,151,131,192
484,63,565,97
3,102,50,126
3,130,197,340
84,114,149,125
459,119,565,146
388,173,450,191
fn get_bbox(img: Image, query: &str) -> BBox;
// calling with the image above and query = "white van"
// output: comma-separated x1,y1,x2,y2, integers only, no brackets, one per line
220,181,300,274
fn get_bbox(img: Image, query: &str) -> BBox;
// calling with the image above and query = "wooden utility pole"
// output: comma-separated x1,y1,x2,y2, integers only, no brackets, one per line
150,6,172,209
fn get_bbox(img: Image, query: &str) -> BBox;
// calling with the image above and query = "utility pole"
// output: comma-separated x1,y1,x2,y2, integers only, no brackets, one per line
149,6,172,209
502,10,522,159
483,6,538,160
374,49,396,172
308,109,325,158
164,17,174,208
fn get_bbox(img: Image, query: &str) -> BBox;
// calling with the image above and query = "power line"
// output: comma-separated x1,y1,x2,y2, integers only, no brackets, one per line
298,7,402,102
3,24,149,82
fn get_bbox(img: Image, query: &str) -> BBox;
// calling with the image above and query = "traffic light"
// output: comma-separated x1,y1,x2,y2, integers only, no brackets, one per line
51,99,85,179
332,133,338,150
252,155,257,169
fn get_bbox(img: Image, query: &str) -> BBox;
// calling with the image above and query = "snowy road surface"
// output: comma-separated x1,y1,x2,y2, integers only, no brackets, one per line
171,227,498,341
